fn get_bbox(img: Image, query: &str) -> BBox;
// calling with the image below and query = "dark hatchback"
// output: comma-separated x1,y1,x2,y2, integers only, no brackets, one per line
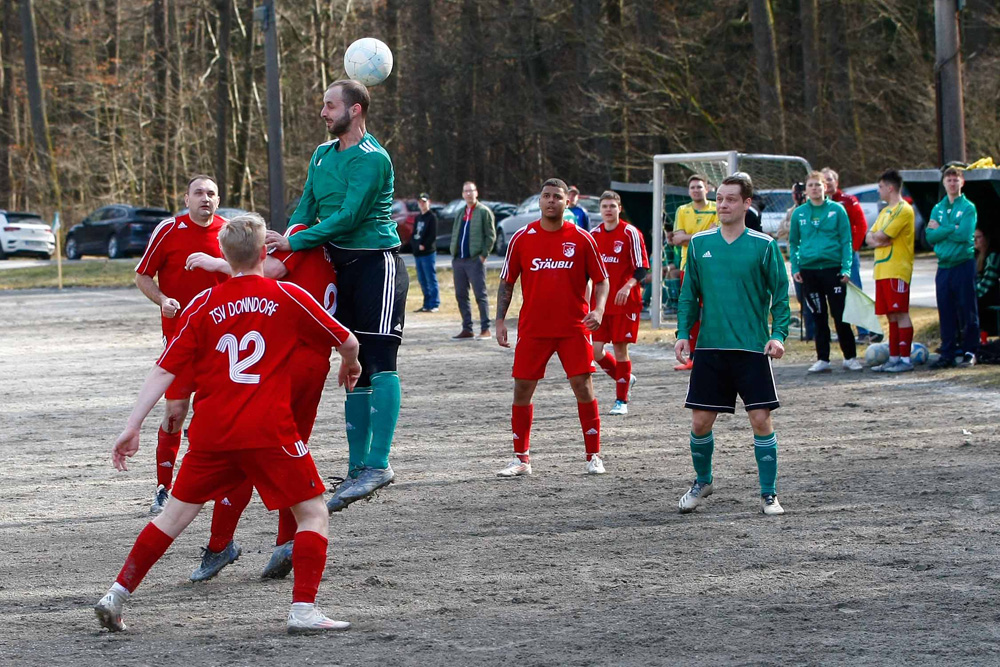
65,205,172,259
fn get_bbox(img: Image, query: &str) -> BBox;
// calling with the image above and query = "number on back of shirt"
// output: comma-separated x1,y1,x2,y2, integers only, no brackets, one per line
324,283,337,316
216,331,265,384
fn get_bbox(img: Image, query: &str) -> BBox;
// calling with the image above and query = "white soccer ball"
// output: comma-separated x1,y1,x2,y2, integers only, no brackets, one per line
344,38,393,86
911,342,929,365
864,342,890,367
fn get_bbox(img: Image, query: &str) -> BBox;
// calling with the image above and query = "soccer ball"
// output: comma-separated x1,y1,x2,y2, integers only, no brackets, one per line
344,38,393,86
864,342,890,367
911,342,929,365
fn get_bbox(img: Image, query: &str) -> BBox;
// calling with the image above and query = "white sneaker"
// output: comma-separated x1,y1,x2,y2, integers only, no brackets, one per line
842,357,864,372
807,360,832,373
585,454,606,474
94,584,129,632
678,480,713,513
496,459,532,477
761,494,785,516
287,602,350,634
627,374,636,401
608,400,628,416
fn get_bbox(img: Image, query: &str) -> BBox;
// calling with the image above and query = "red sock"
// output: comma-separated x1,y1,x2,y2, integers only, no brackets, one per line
889,321,900,356
291,530,328,604
899,325,913,358
512,404,533,463
596,354,617,378
690,319,701,352
116,523,174,593
207,480,252,553
156,427,182,490
615,360,632,402
276,509,298,546
578,399,600,459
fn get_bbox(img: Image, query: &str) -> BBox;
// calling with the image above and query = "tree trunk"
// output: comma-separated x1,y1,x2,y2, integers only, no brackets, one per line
799,0,820,160
406,0,436,190
748,0,788,153
152,0,170,208
232,0,255,208
0,0,14,208
827,0,865,171
105,0,120,76
19,0,61,213
216,0,232,202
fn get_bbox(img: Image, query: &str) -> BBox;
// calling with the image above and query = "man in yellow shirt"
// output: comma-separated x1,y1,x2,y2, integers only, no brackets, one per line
865,169,915,372
668,174,718,370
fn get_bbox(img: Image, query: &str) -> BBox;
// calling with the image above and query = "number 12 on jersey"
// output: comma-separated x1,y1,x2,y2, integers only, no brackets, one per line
216,331,265,384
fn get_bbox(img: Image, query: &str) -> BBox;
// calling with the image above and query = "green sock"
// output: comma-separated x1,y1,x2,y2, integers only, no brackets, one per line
365,371,400,470
754,432,778,495
344,388,372,477
689,431,714,484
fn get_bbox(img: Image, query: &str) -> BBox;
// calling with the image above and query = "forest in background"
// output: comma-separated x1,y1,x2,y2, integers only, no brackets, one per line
0,0,998,226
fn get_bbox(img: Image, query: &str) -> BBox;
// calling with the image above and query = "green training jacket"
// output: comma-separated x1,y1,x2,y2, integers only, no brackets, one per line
788,198,852,275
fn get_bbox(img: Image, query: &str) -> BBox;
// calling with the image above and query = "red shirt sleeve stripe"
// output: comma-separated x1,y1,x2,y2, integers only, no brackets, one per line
500,226,529,283
135,218,176,275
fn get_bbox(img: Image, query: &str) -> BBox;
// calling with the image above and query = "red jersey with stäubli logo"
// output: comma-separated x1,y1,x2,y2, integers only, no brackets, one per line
500,220,607,338
157,274,351,452
591,220,649,314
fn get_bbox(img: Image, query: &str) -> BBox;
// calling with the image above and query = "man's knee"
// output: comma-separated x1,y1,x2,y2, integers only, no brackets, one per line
748,409,772,434
691,410,716,435
162,399,190,433
568,374,595,401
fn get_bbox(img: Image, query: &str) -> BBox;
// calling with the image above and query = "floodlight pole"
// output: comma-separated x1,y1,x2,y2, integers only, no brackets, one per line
934,0,966,165
257,0,286,232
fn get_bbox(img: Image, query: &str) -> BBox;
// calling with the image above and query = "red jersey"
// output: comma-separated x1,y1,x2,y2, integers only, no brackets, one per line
591,220,649,314
270,223,339,316
157,275,351,452
831,190,868,252
500,220,607,338
135,213,228,339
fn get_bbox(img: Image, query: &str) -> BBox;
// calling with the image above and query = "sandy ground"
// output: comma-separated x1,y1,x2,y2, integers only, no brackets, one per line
2,286,999,666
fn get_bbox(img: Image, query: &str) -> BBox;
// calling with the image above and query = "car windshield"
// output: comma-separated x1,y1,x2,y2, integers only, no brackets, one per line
576,197,601,214
3,213,46,225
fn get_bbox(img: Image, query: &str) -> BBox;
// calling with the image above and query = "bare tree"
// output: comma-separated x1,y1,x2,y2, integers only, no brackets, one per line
19,0,61,214
216,0,232,202
748,0,788,152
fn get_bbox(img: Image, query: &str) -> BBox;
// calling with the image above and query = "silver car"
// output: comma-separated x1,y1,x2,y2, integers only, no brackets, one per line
495,194,600,255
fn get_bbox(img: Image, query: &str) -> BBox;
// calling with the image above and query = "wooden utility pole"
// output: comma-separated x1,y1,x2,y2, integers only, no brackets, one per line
257,0,285,232
934,0,966,165
215,0,232,203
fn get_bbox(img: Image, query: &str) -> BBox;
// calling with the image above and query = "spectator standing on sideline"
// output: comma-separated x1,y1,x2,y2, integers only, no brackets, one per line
412,193,440,313
789,171,861,373
974,226,1000,342
927,166,979,368
567,186,591,230
777,182,815,342
822,167,875,343
450,181,496,340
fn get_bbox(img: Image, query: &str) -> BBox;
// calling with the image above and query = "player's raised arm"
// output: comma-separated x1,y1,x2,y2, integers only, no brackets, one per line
185,252,233,275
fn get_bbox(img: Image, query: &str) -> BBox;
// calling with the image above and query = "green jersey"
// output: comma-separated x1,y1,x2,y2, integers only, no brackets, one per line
287,132,398,252
926,194,977,268
678,226,790,352
788,198,852,275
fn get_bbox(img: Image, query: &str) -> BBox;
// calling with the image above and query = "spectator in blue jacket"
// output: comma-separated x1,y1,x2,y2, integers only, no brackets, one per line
567,186,591,230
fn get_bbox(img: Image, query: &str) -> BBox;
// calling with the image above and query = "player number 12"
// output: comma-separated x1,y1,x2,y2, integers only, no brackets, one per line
216,331,265,384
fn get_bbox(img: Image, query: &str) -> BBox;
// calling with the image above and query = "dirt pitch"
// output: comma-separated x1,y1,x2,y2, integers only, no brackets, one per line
2,287,999,667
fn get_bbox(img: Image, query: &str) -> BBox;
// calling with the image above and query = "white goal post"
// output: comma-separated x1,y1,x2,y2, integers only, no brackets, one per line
650,151,812,329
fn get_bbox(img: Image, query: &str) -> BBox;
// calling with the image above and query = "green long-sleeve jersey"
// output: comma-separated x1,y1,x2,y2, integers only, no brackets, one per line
926,194,976,268
788,198,852,275
678,226,790,352
287,132,399,252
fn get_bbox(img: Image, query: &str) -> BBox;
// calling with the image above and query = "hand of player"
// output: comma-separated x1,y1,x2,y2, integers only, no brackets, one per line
338,359,362,391
840,274,850,284
793,272,803,283
764,339,785,359
614,285,631,306
927,220,939,230
582,308,603,331
675,339,691,364
112,427,141,472
265,230,291,253
160,296,181,318
185,252,219,272
496,320,510,348
481,255,488,264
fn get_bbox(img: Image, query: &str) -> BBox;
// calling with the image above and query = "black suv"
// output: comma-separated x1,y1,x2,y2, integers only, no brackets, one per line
65,205,172,259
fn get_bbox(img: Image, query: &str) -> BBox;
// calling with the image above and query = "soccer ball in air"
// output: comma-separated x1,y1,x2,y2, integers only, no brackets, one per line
910,342,929,365
344,38,393,86
864,342,890,367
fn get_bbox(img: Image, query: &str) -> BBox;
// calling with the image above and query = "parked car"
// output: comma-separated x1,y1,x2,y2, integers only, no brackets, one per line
0,210,55,259
432,199,518,252
495,194,600,255
755,189,795,239
392,198,421,249
65,205,172,259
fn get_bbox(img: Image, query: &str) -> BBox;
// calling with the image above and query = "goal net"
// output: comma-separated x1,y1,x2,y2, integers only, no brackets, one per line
650,151,812,329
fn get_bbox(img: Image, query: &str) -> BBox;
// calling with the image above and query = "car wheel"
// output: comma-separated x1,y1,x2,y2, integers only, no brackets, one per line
65,236,80,260
107,234,122,259
495,227,506,255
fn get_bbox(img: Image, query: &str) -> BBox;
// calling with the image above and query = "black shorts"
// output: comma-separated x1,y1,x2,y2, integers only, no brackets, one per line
328,247,408,341
684,349,779,413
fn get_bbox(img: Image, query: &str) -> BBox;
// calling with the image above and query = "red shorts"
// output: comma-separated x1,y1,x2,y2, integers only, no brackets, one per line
592,311,641,345
164,365,196,401
171,446,325,511
875,278,910,315
512,333,596,380
290,346,331,443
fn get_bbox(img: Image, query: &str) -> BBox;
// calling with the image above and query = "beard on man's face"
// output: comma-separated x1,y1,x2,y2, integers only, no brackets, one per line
331,109,352,135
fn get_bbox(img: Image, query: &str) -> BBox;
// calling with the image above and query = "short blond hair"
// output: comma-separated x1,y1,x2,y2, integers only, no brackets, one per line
806,170,824,185
218,213,266,270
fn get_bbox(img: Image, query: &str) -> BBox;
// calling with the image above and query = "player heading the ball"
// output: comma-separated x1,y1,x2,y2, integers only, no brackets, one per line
96,213,362,635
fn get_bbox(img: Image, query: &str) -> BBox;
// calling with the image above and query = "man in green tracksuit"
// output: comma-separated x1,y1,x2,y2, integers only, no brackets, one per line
266,79,405,511
789,170,860,373
674,173,790,516
927,166,979,368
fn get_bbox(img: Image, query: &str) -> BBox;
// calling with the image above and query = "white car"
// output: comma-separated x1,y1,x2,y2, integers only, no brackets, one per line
842,184,881,231
0,210,55,259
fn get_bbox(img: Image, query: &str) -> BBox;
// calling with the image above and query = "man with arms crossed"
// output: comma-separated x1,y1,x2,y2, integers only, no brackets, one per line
495,179,610,476
590,190,649,416
865,170,916,372
266,79,407,510
95,214,361,634
674,174,790,516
